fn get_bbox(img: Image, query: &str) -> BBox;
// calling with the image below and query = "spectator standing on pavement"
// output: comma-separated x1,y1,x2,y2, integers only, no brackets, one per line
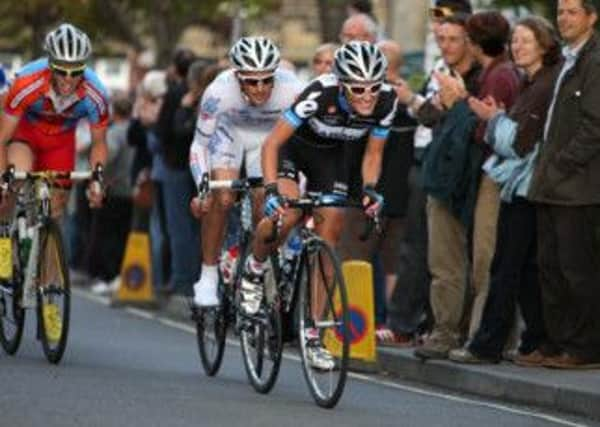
136,70,169,291
449,16,561,365
152,48,201,296
421,11,519,360
388,0,473,345
89,96,135,295
528,0,600,369
415,11,519,360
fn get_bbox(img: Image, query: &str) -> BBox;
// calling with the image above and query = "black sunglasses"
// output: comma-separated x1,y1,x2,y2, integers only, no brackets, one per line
238,75,275,87
50,63,86,78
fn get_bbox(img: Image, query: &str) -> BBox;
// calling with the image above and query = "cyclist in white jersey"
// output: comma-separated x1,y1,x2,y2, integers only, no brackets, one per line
189,36,303,307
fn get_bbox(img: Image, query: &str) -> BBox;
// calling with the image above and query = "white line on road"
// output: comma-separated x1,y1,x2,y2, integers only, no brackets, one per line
74,289,589,427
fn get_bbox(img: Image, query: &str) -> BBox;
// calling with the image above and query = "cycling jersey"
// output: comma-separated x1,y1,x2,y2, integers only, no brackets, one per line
279,73,398,197
4,58,109,135
189,68,303,185
282,73,398,147
3,58,109,171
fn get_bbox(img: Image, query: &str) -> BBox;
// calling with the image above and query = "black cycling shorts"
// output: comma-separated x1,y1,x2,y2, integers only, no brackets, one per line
278,136,349,197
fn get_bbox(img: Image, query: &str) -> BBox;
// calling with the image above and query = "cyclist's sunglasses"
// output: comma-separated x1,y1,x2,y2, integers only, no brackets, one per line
237,74,275,87
50,63,86,78
429,6,454,20
343,82,382,96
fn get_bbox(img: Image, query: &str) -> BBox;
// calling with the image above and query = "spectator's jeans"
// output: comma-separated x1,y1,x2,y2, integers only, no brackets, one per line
537,203,600,361
468,198,545,359
388,164,431,335
150,181,169,290
427,174,500,346
160,171,199,295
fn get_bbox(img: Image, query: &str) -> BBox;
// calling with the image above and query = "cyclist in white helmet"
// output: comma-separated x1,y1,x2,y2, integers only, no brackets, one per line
189,36,303,307
241,41,398,370
0,23,108,214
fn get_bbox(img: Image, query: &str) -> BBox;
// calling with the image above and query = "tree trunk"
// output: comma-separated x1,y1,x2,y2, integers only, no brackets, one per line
316,0,347,43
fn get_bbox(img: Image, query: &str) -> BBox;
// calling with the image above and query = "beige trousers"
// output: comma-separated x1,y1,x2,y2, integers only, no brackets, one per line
427,174,500,345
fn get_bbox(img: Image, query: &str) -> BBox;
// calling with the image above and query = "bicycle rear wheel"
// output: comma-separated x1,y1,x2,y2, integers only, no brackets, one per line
298,239,349,409
36,219,70,364
194,289,228,376
239,254,283,394
0,228,25,355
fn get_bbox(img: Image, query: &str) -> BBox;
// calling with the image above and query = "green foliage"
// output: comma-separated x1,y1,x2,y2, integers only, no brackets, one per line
0,0,282,61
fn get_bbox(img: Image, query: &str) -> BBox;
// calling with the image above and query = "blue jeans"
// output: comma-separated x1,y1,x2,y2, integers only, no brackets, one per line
161,171,200,295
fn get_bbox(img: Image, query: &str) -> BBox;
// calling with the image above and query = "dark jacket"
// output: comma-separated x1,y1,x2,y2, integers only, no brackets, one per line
421,101,483,226
529,32,600,205
156,79,188,170
508,63,561,157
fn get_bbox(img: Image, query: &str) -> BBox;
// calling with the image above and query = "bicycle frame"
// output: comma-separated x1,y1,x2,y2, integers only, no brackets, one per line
11,171,93,308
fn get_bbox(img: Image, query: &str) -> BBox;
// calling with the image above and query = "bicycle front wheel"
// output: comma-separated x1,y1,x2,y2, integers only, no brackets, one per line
239,255,283,394
0,229,25,355
298,239,349,409
36,219,70,364
195,294,228,376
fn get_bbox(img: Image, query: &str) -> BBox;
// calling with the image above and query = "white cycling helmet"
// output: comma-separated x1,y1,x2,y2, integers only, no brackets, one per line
44,23,92,64
334,41,387,83
229,36,280,72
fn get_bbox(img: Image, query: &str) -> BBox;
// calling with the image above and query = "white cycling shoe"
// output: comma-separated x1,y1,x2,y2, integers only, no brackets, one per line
193,272,219,307
239,270,264,315
305,329,336,371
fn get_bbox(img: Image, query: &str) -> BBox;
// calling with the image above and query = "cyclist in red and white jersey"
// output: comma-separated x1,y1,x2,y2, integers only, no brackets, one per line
0,23,108,211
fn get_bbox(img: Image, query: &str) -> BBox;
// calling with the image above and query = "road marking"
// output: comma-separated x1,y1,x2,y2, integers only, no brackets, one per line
74,290,590,427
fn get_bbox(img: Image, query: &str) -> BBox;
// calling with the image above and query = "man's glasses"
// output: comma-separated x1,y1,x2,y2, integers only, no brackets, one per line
429,6,454,20
343,82,382,96
237,74,275,87
50,63,86,78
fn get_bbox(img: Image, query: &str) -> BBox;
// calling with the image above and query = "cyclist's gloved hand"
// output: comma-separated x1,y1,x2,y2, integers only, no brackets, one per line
264,183,285,218
362,184,384,218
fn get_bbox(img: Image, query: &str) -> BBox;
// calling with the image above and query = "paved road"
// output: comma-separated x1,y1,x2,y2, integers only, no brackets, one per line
0,292,597,427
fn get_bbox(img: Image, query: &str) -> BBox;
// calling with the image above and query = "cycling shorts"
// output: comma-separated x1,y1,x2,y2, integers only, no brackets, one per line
278,136,349,197
11,120,75,172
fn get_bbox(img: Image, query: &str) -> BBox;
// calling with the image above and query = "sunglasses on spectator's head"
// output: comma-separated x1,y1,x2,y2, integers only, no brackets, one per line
237,74,275,87
429,6,454,20
343,82,382,96
50,63,86,78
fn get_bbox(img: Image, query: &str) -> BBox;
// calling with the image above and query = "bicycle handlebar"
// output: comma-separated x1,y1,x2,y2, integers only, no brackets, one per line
197,173,263,200
265,194,382,244
12,170,94,181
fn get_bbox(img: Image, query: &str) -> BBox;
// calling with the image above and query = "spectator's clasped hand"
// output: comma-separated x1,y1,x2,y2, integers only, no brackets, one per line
435,72,468,110
468,95,504,121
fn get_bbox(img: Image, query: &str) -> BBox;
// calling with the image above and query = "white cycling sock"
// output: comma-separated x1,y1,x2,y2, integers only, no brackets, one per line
200,264,218,282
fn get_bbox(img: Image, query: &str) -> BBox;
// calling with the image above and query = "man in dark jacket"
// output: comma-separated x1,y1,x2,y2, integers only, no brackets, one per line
528,0,600,368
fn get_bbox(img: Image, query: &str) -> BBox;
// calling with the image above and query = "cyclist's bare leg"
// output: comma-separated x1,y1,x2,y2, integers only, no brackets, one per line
312,207,345,322
251,178,301,261
201,168,239,265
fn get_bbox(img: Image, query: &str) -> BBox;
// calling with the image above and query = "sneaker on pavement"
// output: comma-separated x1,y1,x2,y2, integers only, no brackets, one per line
91,280,112,296
193,273,219,307
414,332,455,360
239,270,264,315
305,334,336,371
449,347,498,364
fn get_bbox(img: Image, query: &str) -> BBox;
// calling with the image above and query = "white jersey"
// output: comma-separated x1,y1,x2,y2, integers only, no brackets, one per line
189,68,303,184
